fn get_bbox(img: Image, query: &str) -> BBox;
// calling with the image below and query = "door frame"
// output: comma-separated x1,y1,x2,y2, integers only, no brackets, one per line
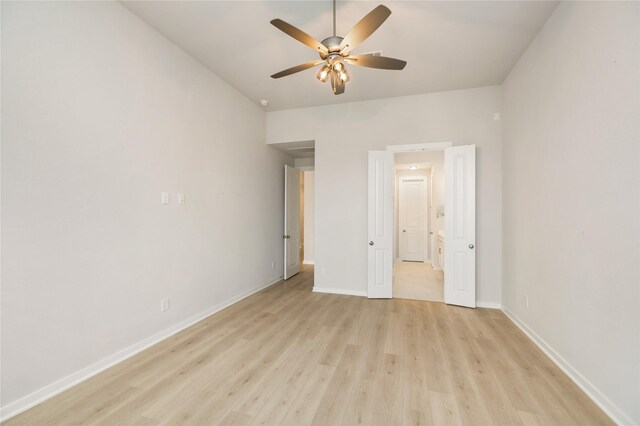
387,142,453,153
371,142,463,301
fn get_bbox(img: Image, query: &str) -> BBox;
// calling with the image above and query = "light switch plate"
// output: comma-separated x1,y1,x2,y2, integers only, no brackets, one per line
161,192,170,204
178,193,185,204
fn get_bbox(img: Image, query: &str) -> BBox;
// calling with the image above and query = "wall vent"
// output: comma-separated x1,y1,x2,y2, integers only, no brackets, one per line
360,50,382,56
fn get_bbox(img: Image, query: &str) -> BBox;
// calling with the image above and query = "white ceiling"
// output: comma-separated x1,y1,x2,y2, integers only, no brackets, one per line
395,162,432,171
121,1,558,111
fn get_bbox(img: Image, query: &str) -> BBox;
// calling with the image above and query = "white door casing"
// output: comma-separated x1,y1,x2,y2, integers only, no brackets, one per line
398,177,427,262
444,145,476,307
367,151,394,298
284,165,300,279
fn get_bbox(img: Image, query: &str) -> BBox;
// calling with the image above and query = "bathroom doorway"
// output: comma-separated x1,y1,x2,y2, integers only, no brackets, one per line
393,151,445,302
367,142,476,307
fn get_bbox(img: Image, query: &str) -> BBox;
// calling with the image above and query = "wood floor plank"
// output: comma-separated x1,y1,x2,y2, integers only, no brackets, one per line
403,408,430,426
310,344,362,425
219,410,253,426
278,363,336,426
4,266,613,426
429,390,463,426
369,353,403,426
248,327,334,425
436,309,492,425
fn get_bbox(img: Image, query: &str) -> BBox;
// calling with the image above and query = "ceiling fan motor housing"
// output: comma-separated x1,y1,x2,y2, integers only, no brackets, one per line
321,36,344,55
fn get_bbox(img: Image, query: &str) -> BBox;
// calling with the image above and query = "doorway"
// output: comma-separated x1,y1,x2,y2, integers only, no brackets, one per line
284,165,315,280
269,141,315,281
367,143,477,308
393,152,445,302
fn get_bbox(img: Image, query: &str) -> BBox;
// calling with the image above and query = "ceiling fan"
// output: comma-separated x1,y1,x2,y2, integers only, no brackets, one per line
270,1,407,95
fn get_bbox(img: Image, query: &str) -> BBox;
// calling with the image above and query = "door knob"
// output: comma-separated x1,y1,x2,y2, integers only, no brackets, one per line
469,244,474,249
369,241,374,246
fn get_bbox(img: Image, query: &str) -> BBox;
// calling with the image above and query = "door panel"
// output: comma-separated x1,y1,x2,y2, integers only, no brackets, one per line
284,165,300,279
368,151,393,298
399,178,427,262
444,145,476,307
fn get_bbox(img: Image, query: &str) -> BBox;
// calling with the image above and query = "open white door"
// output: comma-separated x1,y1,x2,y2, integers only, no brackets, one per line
444,145,476,307
284,165,300,279
367,151,394,298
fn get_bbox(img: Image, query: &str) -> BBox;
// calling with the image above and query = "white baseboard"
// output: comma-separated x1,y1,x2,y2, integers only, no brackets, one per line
0,276,283,422
476,301,502,309
312,286,367,297
502,308,632,426
302,260,314,265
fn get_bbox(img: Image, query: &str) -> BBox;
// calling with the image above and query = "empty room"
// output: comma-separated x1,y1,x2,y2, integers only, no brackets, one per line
1,1,638,425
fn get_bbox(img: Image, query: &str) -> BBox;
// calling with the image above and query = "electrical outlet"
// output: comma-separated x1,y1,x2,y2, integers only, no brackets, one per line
161,298,169,312
524,295,529,308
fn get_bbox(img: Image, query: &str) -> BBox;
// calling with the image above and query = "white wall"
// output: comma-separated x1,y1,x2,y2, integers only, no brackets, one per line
267,86,502,303
294,157,314,168
501,2,639,424
1,1,291,414
303,171,315,264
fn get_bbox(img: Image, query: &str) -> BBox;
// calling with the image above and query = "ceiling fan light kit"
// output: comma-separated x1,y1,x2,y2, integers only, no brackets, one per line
270,1,407,95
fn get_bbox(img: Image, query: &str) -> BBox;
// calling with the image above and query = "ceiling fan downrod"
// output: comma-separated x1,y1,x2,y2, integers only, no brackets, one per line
333,0,337,37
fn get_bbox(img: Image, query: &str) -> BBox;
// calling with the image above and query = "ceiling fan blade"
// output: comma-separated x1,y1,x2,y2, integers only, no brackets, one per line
271,19,328,54
339,5,391,53
346,55,407,70
271,60,324,79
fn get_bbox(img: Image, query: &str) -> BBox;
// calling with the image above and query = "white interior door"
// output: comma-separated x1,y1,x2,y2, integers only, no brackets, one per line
284,165,300,279
399,177,427,262
367,151,394,298
444,145,476,307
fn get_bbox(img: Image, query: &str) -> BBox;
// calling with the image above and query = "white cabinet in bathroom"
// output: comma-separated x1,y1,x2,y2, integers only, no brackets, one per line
438,230,445,272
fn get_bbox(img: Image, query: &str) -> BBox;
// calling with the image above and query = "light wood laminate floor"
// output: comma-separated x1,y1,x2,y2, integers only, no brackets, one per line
5,266,612,425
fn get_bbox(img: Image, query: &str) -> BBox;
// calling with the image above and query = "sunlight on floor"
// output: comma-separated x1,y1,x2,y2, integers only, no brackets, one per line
393,261,444,302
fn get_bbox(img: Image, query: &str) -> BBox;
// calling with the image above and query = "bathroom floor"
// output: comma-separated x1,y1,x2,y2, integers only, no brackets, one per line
393,261,444,302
